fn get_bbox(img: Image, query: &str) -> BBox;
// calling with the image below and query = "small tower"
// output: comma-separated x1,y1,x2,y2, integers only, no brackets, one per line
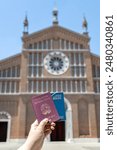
52,5,59,25
82,16,88,35
23,14,29,35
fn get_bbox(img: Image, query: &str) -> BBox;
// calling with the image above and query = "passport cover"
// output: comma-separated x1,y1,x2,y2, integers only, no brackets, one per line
32,92,60,122
51,92,66,121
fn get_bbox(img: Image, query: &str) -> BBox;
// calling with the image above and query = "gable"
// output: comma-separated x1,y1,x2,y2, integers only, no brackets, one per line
22,25,90,49
0,54,21,70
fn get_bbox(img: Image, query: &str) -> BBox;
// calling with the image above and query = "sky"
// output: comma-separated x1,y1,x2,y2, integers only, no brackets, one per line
0,0,100,60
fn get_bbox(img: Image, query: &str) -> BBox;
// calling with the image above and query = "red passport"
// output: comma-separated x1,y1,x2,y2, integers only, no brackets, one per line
32,92,60,122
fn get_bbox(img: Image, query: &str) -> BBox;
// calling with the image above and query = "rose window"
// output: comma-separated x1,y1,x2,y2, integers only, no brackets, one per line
44,52,69,75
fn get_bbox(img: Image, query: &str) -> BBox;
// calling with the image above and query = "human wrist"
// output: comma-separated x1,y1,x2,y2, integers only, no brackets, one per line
23,138,43,150
23,139,34,150
17,143,31,150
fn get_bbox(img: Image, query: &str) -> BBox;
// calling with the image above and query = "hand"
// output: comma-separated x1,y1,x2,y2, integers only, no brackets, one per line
18,118,55,150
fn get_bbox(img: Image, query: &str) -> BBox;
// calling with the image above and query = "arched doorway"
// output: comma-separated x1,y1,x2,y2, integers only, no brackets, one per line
65,98,73,142
0,112,11,142
49,98,73,142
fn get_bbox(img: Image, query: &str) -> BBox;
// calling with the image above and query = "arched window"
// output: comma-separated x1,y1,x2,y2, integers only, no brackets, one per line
0,70,1,77
7,68,11,77
38,41,42,49
92,64,96,77
97,66,100,77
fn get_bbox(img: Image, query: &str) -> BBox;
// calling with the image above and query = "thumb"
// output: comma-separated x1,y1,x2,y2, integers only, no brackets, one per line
32,120,38,126
38,118,49,130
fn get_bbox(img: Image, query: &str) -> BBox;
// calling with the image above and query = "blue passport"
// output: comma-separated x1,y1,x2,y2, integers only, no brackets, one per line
51,92,66,121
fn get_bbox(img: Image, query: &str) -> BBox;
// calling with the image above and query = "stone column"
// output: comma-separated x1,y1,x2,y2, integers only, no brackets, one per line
70,81,73,92
84,52,94,92
17,97,26,138
72,103,79,137
20,51,28,92
0,81,1,93
51,39,53,49
88,98,97,137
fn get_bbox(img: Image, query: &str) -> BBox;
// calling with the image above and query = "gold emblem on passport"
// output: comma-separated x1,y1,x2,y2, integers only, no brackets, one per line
40,103,51,115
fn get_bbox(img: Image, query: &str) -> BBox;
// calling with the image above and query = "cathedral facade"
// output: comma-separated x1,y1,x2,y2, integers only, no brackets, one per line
0,8,100,142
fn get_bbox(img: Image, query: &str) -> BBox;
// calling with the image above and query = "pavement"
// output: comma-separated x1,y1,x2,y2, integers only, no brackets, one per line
0,140,100,150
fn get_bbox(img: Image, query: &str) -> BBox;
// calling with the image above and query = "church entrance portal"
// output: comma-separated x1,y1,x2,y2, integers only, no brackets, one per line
0,122,8,142
0,112,11,142
49,98,73,142
50,121,65,141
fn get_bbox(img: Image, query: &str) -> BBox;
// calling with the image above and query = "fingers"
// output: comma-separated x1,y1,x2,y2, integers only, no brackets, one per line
44,130,52,137
44,126,55,137
50,125,55,130
51,122,56,127
38,118,49,130
45,122,55,128
32,119,55,128
45,126,55,131
33,118,56,134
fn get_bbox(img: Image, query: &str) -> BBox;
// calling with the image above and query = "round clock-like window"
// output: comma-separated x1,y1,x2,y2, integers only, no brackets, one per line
44,52,69,75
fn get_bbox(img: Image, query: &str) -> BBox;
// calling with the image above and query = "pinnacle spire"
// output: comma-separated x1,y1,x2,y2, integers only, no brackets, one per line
82,16,88,35
52,3,59,25
23,13,29,35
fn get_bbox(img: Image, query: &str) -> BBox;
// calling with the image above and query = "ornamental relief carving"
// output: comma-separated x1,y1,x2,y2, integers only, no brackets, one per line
0,62,21,70
23,27,89,46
